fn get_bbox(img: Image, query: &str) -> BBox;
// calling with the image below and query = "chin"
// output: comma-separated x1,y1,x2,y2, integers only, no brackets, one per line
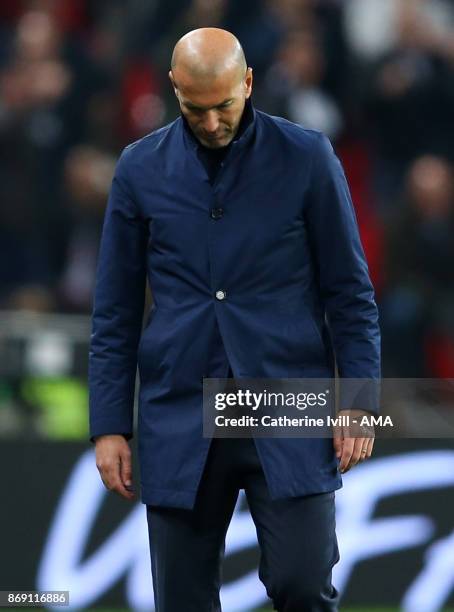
212,138,232,149
200,134,232,149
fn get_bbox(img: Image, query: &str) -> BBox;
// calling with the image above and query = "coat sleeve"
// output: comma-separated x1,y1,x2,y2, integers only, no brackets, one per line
305,132,381,412
88,147,148,441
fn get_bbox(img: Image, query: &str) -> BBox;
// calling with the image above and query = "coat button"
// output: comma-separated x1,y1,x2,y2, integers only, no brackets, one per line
210,207,224,220
215,290,226,300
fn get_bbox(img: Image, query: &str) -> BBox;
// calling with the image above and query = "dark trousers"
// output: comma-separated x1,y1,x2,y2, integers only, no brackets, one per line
146,436,340,612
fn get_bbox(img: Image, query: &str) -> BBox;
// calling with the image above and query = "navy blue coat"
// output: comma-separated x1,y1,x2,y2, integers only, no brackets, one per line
88,103,381,509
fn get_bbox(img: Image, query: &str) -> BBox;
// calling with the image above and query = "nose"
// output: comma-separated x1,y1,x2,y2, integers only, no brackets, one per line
202,110,219,134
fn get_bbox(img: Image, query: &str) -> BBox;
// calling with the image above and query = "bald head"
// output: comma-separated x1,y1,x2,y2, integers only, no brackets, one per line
171,28,247,81
169,28,253,149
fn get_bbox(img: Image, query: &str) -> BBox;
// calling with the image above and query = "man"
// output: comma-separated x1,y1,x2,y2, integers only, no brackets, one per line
89,28,380,612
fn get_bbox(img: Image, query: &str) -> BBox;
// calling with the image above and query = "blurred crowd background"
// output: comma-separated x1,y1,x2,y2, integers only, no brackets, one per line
1,0,454,437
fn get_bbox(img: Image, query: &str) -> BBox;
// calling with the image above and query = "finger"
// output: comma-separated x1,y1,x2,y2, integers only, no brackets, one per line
99,459,135,500
108,457,135,500
359,439,369,462
109,469,135,500
358,436,373,462
347,438,365,471
357,436,370,462
339,438,354,473
112,477,135,500
120,452,134,490
365,436,375,459
120,450,132,485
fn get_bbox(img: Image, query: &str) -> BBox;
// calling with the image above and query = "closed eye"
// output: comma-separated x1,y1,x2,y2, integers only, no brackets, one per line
185,100,233,112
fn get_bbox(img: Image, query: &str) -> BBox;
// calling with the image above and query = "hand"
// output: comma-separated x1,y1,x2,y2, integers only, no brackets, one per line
332,409,375,474
95,435,136,500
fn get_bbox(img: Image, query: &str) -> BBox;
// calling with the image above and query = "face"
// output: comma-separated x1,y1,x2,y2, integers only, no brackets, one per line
169,66,253,148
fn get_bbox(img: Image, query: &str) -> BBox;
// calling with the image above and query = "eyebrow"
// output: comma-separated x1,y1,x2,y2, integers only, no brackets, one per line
183,98,234,111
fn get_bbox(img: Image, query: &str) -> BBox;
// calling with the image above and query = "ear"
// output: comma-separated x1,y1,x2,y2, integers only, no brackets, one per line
245,67,253,99
168,70,178,96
